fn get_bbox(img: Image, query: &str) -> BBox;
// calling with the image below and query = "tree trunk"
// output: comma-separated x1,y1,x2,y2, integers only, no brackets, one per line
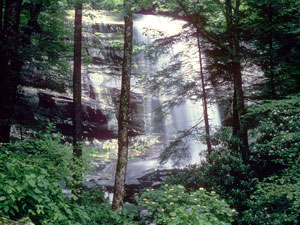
0,2,42,143
72,3,83,190
268,2,275,99
196,30,212,157
0,0,22,143
173,0,213,158
112,0,133,212
232,60,249,162
226,0,249,163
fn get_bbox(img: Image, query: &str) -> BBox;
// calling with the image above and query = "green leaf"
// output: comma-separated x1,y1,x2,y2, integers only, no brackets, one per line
16,185,23,192
10,194,16,201
4,206,9,212
5,162,12,170
0,196,6,201
34,188,42,194
6,187,13,194
71,194,78,201
170,212,177,216
28,179,36,187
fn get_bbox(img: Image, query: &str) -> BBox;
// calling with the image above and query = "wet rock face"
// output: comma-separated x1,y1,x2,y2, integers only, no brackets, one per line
92,23,123,33
14,85,144,140
13,10,146,140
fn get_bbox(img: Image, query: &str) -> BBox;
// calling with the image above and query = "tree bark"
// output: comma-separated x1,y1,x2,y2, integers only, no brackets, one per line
268,2,275,99
226,0,249,162
0,0,23,143
112,0,133,212
73,3,83,190
196,29,212,157
232,60,249,162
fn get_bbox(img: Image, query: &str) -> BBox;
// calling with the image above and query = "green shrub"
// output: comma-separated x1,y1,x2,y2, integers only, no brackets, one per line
0,125,139,224
80,190,138,225
242,172,300,225
0,143,98,225
5,124,74,182
162,96,300,224
0,126,86,224
137,184,234,225
246,95,300,178
0,148,72,224
82,202,138,225
165,128,255,213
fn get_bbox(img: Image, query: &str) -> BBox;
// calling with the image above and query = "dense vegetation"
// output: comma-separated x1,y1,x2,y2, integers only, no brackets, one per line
0,0,300,224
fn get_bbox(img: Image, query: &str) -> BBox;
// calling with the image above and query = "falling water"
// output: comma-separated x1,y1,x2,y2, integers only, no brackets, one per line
83,11,221,184
132,14,221,165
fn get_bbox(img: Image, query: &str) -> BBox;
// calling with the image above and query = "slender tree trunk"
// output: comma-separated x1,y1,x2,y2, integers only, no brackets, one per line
227,0,249,163
196,30,212,157
73,3,83,191
112,0,133,212
173,0,213,158
268,2,275,99
232,60,249,162
0,0,22,143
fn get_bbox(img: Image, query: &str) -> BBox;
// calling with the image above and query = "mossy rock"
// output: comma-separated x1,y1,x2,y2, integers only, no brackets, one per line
0,217,34,225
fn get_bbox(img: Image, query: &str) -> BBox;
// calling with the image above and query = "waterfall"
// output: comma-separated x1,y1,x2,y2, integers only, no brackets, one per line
83,11,221,184
132,14,221,166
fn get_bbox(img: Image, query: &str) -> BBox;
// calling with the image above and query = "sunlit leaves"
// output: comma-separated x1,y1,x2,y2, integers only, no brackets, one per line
137,184,234,224
19,0,73,92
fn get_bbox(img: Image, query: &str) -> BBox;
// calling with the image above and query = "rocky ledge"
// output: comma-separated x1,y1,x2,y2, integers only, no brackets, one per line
13,86,145,140
88,168,180,203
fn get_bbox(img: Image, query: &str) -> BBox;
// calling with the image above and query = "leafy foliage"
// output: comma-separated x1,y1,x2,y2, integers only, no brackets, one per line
165,127,254,210
238,94,300,224
166,94,300,223
0,149,64,222
82,192,139,225
246,95,300,178
0,141,80,224
0,125,130,224
137,184,234,224
242,0,300,98
242,172,300,225
19,0,73,92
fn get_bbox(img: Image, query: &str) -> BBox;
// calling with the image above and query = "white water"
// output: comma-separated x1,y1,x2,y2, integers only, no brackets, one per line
133,14,221,166
85,13,221,185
